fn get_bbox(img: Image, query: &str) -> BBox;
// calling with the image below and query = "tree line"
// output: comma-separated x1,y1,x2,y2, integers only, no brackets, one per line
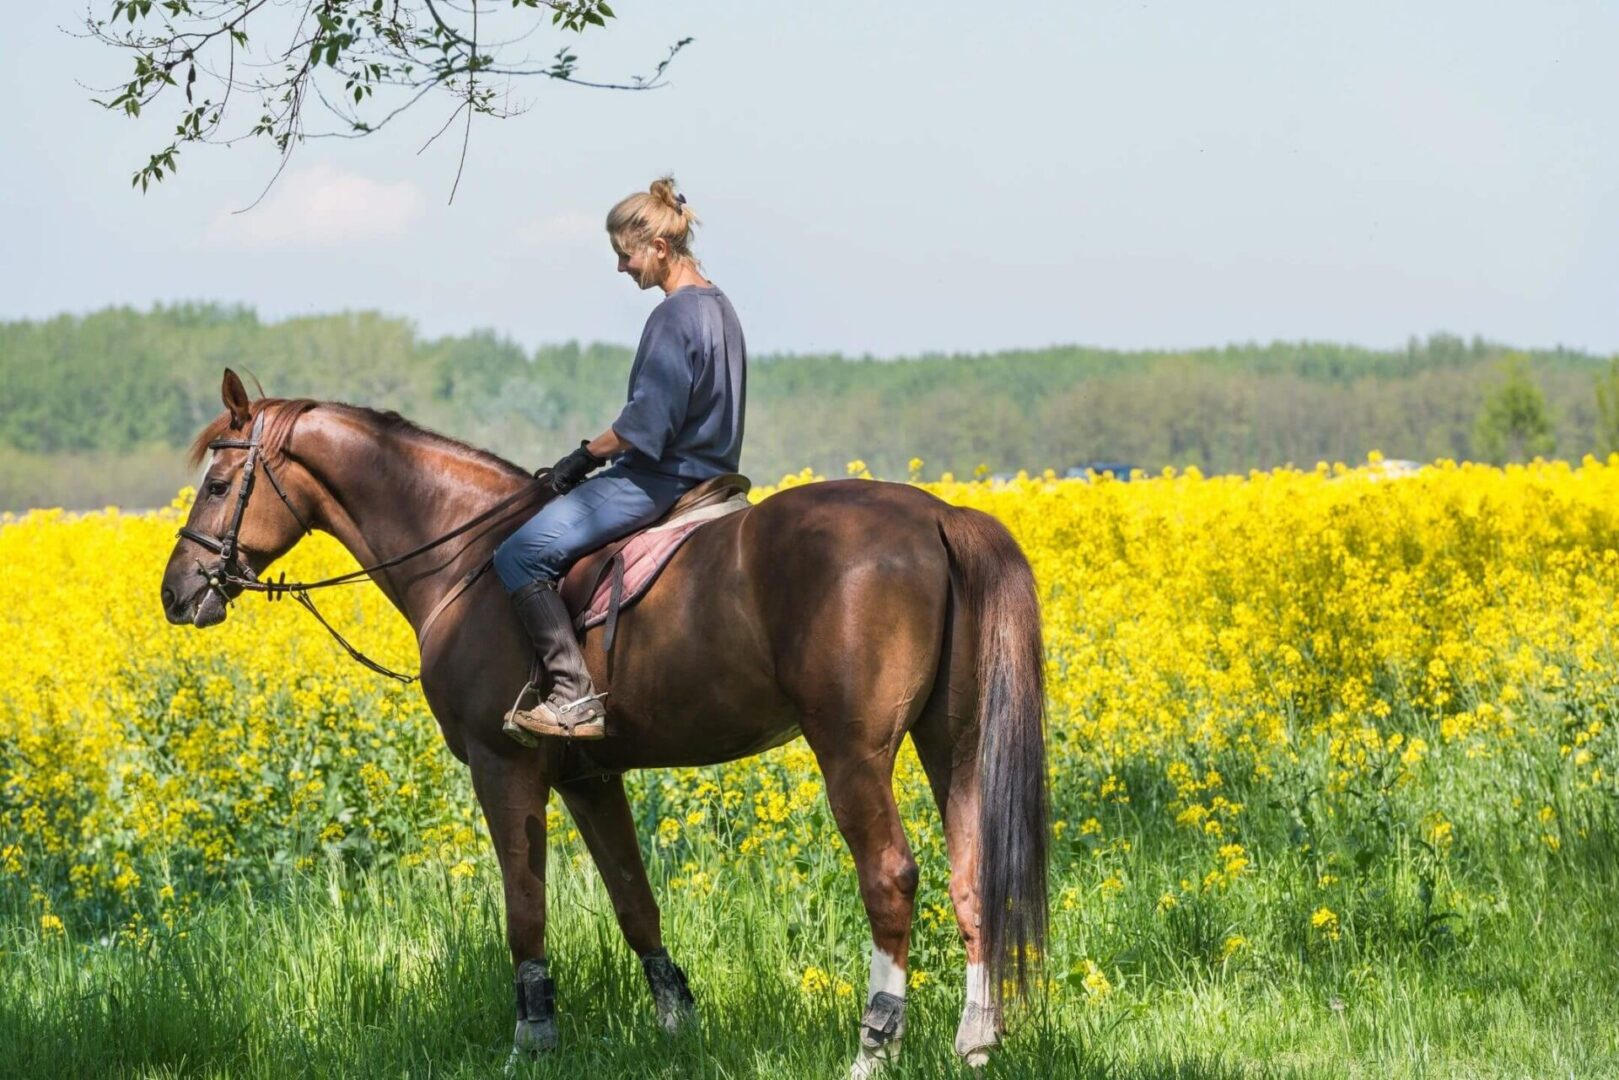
2,303,1615,510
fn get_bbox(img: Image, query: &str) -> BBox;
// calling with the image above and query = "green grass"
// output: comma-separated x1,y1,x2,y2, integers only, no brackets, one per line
5,803,1616,1080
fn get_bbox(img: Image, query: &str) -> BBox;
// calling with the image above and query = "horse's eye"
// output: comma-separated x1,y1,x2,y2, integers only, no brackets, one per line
208,479,229,498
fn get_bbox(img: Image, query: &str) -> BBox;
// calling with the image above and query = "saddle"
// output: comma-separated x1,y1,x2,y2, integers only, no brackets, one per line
558,472,752,665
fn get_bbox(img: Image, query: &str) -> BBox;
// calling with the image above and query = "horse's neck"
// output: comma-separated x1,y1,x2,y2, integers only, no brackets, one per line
296,410,530,629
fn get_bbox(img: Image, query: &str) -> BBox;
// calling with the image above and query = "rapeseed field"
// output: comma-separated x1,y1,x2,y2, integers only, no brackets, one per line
3,458,1616,1078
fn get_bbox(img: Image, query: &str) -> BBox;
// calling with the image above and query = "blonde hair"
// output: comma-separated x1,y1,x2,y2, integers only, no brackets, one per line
607,175,699,267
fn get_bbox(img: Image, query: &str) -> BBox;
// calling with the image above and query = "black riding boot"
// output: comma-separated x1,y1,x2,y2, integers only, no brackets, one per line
503,577,607,742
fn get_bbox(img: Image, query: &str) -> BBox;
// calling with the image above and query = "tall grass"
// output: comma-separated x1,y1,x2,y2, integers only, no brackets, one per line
5,782,1615,1079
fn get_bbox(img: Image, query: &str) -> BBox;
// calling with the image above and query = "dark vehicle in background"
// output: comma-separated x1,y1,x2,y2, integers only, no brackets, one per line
1064,462,1139,481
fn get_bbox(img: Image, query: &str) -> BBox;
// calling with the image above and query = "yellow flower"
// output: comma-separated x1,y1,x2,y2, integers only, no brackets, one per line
799,966,831,995
1311,907,1341,941
7,456,1617,943
1425,818,1454,848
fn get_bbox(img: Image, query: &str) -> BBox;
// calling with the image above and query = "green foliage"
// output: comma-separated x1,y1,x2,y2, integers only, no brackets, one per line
0,306,1612,511
1595,356,1619,455
1472,354,1556,464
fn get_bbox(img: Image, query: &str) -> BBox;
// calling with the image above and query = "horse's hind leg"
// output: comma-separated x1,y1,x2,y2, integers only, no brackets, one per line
556,773,697,1034
794,627,940,1075
811,750,919,1079
910,595,1000,1066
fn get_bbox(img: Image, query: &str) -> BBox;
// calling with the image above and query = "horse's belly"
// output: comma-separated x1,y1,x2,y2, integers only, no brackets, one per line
580,574,796,769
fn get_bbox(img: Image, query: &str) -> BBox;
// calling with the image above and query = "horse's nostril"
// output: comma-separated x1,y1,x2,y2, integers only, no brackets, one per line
162,585,177,611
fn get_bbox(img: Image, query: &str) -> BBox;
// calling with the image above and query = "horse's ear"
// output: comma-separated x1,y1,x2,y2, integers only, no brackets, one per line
221,368,252,429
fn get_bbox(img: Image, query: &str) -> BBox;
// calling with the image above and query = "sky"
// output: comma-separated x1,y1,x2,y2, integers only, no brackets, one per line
2,1,1616,357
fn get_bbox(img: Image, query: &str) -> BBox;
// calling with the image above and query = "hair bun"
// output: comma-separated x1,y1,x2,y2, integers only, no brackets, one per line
649,175,683,211
609,176,701,262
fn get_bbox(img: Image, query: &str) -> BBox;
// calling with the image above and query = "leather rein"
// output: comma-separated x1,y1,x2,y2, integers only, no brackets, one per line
177,410,548,683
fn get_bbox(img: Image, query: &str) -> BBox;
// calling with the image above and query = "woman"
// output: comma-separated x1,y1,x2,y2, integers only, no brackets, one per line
493,177,747,742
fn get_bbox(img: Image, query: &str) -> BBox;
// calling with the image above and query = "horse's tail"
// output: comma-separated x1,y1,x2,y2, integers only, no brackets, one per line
937,506,1049,1008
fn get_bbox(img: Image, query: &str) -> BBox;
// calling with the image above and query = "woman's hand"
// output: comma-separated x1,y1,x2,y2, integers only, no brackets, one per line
544,440,607,493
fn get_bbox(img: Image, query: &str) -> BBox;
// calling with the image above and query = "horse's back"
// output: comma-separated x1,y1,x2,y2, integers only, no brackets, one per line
424,479,956,773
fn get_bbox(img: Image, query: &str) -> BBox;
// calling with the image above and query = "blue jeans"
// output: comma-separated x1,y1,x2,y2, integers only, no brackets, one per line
493,463,699,592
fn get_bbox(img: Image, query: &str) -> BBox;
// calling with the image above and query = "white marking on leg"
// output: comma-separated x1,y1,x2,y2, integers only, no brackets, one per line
965,962,990,1008
867,947,906,1001
851,945,907,1079
957,962,999,1067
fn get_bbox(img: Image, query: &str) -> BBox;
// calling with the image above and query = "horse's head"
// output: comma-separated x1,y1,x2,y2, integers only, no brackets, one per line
161,369,318,628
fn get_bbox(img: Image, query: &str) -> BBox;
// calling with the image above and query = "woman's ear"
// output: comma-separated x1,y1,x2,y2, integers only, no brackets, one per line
650,236,670,260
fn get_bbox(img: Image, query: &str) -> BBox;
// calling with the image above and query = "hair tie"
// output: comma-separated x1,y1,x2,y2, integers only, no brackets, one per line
675,193,687,207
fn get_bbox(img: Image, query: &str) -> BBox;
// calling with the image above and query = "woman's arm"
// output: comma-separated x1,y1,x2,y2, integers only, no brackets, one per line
585,427,634,459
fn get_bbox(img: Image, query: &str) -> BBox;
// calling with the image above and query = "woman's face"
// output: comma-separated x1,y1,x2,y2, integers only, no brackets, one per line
613,235,666,290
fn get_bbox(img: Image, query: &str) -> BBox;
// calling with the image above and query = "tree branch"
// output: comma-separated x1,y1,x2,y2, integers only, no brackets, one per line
79,0,684,197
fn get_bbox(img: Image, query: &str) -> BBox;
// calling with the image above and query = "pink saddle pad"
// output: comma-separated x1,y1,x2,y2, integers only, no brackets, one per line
575,512,726,631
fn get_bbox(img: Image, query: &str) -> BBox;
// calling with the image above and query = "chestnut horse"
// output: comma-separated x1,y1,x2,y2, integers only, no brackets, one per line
159,371,1047,1075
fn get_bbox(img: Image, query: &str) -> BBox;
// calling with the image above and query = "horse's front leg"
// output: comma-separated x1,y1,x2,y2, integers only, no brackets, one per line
557,773,698,1034
468,743,556,1058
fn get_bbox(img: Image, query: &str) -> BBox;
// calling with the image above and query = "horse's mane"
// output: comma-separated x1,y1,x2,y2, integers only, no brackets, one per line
186,397,530,480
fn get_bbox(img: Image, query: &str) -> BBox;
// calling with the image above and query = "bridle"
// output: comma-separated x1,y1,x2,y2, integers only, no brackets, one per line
178,410,313,596
175,407,549,683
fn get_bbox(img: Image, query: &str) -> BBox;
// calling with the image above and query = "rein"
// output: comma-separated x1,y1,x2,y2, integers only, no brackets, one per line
178,410,549,683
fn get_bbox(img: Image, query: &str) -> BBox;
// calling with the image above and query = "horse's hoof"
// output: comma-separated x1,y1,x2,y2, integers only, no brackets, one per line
656,999,697,1035
642,949,698,1034
510,958,558,1067
954,1002,1001,1067
850,991,905,1079
509,1017,558,1063
850,1037,906,1080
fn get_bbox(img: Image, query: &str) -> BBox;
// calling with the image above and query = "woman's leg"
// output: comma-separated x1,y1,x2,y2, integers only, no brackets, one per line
493,465,696,741
493,465,695,592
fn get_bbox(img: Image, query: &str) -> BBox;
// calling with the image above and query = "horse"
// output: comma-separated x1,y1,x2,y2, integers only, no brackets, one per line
159,370,1048,1076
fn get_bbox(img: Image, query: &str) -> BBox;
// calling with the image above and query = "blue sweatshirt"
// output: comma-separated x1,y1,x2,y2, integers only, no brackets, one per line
611,285,747,480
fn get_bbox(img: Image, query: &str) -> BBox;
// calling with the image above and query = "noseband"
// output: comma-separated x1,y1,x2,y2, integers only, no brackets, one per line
176,410,313,596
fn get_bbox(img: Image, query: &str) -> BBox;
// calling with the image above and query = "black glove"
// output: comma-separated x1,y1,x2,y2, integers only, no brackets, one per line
544,440,607,493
